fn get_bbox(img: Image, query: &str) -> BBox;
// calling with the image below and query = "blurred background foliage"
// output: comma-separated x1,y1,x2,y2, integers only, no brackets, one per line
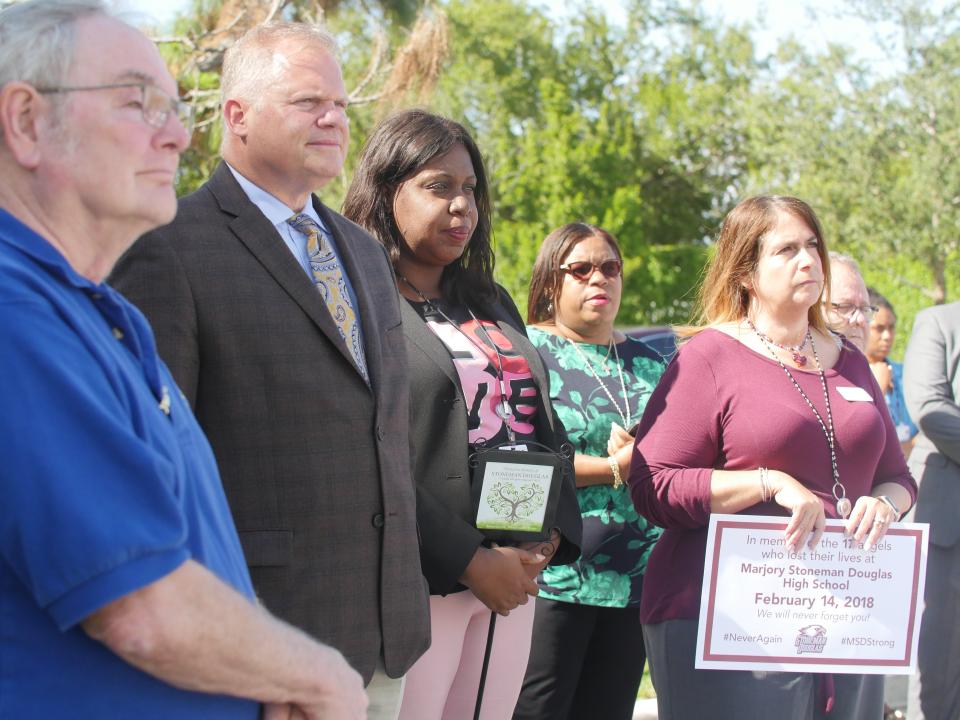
151,0,960,357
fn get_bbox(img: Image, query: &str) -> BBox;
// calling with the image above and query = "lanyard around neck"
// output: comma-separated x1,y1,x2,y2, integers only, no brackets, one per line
401,277,518,444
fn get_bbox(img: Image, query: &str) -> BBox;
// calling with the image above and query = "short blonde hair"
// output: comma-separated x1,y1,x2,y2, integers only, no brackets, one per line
220,21,338,106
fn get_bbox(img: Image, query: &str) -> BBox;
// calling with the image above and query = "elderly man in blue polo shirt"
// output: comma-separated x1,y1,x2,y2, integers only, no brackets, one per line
0,2,366,718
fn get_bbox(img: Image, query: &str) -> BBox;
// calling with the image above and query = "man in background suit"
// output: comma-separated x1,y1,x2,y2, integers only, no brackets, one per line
904,300,960,720
112,22,429,718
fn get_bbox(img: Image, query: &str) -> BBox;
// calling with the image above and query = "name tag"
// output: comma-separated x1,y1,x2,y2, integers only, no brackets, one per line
837,386,873,402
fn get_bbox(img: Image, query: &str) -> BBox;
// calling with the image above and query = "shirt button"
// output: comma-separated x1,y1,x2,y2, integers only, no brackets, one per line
376,424,384,441
112,327,124,340
91,293,103,300
371,513,385,529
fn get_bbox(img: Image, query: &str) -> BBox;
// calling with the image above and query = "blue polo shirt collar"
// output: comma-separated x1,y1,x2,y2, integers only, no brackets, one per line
0,208,95,288
0,208,164,403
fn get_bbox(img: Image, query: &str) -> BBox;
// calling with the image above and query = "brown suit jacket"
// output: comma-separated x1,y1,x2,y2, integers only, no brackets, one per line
110,162,430,681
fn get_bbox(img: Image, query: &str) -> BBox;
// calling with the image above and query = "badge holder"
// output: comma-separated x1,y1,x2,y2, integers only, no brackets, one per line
469,441,572,543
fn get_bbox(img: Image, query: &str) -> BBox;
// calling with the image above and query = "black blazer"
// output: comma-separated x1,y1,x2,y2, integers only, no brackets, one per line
110,163,430,681
401,289,582,595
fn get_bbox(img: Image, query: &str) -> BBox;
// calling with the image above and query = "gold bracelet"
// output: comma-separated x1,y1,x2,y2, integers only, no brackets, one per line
608,456,623,489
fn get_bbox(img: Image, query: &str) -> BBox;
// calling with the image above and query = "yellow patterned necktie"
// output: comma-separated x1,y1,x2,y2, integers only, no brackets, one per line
287,213,369,383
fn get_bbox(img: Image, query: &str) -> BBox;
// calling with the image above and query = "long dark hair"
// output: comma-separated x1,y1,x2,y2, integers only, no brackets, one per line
342,109,495,304
527,222,623,324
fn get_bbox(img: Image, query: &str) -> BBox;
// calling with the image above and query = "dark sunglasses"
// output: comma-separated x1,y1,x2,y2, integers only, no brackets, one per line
559,259,622,280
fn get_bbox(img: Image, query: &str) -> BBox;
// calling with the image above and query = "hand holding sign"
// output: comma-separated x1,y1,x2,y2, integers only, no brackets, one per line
695,515,928,674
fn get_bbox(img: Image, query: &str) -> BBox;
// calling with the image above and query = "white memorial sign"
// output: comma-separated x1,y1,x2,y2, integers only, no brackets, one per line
695,515,928,674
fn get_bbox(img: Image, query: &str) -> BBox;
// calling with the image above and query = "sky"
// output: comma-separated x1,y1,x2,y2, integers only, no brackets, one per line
125,0,899,71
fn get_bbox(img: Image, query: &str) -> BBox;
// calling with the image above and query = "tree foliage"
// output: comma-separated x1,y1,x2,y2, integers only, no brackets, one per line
150,0,960,354
739,0,960,355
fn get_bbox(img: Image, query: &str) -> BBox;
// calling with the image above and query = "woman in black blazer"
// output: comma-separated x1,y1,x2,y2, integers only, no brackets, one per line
344,109,581,720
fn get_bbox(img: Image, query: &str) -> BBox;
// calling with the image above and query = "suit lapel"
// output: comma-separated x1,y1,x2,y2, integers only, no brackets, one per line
401,295,550,415
477,297,549,394
403,292,559,443
478,296,557,437
401,300,460,387
206,164,362,379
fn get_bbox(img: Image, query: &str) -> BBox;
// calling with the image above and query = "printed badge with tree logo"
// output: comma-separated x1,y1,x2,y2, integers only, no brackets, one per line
469,443,570,543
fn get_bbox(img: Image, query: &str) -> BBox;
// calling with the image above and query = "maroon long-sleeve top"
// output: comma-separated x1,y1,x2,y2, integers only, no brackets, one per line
629,328,917,624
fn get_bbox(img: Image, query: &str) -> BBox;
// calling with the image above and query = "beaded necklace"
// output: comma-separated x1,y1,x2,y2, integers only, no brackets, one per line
752,326,851,518
747,318,809,367
565,336,631,429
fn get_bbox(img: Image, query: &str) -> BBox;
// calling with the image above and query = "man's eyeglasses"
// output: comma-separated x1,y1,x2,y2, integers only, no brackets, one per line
829,302,878,321
559,259,622,281
35,82,195,136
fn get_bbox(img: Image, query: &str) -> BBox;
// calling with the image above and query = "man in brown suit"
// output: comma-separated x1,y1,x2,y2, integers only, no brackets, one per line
111,22,429,718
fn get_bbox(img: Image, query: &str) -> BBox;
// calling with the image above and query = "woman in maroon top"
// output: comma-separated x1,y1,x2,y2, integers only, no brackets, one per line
629,196,916,719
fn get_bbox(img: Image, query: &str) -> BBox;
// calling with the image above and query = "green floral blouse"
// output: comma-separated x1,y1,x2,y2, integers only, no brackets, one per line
527,327,666,608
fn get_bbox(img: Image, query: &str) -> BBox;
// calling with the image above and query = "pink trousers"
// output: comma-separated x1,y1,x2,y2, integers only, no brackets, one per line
397,589,536,720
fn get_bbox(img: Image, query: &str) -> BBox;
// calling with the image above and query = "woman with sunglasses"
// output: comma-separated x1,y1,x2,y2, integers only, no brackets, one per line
514,223,666,720
342,109,581,720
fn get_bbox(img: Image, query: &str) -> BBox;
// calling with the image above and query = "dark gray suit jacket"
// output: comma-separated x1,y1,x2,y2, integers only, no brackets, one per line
401,291,582,595
110,163,430,681
904,301,960,548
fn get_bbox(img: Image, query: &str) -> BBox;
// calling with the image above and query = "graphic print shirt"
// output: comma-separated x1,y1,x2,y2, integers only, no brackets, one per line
528,327,666,608
409,299,539,450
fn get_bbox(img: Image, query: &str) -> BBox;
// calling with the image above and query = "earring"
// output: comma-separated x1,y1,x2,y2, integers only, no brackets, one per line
546,300,554,315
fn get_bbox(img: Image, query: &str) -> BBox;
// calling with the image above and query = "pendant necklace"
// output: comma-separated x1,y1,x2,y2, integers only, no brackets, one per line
747,318,809,367
400,275,517,441
752,326,851,518
565,336,631,428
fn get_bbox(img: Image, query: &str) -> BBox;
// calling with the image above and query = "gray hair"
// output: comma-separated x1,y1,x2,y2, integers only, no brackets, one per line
221,21,338,107
828,251,863,278
0,0,114,91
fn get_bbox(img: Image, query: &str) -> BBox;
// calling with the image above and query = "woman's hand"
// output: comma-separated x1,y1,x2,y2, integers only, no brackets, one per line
607,421,634,457
518,528,560,579
845,496,898,550
459,545,543,616
768,470,827,552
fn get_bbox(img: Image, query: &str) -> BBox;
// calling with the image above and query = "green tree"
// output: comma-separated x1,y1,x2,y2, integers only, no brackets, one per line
146,0,958,342
425,0,757,322
738,0,960,353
